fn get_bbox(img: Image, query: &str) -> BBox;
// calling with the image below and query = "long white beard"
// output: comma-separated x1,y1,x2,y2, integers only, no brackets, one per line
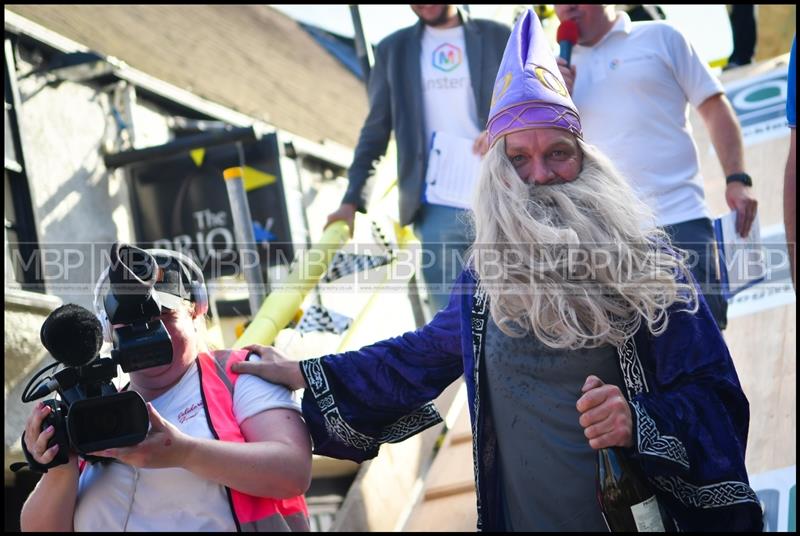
470,139,697,350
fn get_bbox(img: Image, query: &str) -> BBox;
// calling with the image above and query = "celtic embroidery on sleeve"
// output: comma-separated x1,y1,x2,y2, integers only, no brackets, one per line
378,403,442,443
301,358,328,398
322,407,375,450
652,475,759,509
631,400,690,470
302,357,442,451
617,337,649,398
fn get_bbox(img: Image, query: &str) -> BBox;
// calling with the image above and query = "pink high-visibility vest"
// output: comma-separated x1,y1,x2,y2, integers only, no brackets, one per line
198,349,310,532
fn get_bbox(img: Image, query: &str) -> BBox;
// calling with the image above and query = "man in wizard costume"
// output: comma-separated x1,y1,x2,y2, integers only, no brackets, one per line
234,9,763,532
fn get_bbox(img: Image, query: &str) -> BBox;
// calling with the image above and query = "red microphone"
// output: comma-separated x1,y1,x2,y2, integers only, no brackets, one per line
556,20,580,67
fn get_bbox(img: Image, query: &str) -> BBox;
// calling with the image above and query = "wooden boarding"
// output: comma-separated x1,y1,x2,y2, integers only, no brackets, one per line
692,55,796,476
401,399,477,532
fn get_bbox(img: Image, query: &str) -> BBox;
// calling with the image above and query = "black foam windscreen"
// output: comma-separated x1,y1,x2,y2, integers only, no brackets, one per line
40,303,103,367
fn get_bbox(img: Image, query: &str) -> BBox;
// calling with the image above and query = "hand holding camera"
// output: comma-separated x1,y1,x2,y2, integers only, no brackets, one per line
88,401,191,470
14,243,182,473
22,401,74,471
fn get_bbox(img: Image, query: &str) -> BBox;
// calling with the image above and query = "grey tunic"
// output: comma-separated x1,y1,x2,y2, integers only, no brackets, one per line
484,318,625,531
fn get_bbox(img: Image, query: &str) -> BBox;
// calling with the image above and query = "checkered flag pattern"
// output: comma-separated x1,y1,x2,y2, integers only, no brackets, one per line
321,221,395,283
297,304,352,334
322,251,392,282
370,220,393,252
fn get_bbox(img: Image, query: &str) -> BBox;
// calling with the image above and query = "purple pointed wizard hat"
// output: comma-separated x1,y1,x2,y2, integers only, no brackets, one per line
487,9,582,147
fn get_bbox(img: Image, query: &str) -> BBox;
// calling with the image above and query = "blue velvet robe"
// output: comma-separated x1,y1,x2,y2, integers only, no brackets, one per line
299,269,763,531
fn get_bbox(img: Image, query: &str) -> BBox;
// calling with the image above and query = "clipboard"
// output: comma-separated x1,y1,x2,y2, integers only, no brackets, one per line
713,211,767,299
424,131,483,210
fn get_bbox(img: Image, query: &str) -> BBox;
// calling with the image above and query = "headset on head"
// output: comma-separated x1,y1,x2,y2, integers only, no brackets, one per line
93,248,208,343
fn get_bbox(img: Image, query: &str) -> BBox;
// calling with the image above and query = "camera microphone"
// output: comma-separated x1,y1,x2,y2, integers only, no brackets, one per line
557,19,579,67
29,304,104,400
40,303,104,367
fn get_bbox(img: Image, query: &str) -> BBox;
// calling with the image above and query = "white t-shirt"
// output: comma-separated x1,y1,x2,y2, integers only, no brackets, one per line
570,12,723,226
420,24,481,154
73,355,301,532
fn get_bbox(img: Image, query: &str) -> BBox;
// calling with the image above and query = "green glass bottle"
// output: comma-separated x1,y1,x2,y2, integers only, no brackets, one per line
596,447,676,532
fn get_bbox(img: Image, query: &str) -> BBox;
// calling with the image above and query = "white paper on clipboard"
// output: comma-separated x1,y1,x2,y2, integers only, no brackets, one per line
713,211,767,299
424,131,483,210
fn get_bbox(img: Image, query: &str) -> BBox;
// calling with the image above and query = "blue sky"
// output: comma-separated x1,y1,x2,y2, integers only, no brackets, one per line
270,4,734,65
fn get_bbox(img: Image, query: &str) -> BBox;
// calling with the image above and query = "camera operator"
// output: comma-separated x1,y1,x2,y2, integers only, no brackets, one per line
20,249,312,532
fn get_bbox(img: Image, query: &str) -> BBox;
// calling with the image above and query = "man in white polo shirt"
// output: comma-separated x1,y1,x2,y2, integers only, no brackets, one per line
554,5,758,330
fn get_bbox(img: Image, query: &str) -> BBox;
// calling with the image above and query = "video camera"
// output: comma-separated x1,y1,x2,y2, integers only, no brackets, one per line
16,243,178,471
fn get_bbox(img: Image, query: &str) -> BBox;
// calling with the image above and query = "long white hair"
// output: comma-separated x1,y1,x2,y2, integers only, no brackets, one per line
468,136,698,350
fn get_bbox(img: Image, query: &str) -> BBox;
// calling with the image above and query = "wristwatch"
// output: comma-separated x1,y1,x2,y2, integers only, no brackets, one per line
725,172,753,187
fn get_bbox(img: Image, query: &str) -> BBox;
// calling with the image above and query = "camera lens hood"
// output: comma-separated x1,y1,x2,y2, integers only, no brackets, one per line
108,242,158,290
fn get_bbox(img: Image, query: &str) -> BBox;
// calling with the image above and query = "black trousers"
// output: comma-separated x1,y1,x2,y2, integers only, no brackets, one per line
728,5,757,67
